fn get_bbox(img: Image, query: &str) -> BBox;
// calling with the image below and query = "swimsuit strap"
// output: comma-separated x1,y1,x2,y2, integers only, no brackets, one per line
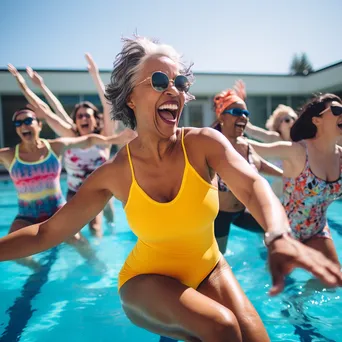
14,144,20,159
180,127,190,165
126,143,136,182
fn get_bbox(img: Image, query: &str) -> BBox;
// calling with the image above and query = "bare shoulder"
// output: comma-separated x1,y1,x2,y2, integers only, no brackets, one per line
98,145,133,203
290,140,306,155
0,147,14,156
0,147,15,168
183,127,227,145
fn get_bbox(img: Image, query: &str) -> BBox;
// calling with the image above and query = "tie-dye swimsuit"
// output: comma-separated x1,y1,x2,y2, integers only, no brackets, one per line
63,145,108,194
282,146,342,241
9,139,65,224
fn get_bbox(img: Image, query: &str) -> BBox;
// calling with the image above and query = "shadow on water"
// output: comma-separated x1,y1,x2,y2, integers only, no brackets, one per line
281,277,336,342
0,247,59,342
327,217,342,238
159,336,178,342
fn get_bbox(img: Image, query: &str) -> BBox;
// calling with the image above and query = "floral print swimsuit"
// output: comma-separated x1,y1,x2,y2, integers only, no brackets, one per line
282,146,342,242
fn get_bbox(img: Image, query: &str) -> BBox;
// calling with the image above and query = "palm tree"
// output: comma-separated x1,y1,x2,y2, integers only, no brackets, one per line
290,53,314,75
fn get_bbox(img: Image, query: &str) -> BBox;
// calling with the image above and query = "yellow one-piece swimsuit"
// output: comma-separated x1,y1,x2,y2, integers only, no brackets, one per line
118,128,221,291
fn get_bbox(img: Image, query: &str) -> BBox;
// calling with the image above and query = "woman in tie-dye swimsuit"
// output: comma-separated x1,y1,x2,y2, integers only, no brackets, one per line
251,93,342,266
20,57,136,237
0,107,116,269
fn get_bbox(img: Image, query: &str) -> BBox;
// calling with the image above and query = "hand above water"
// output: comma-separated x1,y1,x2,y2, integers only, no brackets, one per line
268,234,342,295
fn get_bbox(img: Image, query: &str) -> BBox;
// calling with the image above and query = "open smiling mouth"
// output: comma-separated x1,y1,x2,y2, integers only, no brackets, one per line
235,122,246,129
157,103,179,125
338,122,342,129
22,131,32,138
80,124,89,129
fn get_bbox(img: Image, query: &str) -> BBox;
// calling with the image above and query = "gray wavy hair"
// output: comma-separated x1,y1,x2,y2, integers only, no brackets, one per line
105,36,195,130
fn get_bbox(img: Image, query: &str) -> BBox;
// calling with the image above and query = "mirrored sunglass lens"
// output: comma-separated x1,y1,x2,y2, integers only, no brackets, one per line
14,121,22,127
23,118,34,125
175,75,190,92
151,72,169,91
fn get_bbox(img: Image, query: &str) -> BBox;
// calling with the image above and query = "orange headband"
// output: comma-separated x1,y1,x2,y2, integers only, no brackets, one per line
213,89,245,118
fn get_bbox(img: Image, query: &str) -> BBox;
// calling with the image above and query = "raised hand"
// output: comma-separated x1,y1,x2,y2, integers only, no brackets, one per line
8,64,26,85
85,53,99,76
26,67,44,87
268,234,342,295
233,80,246,100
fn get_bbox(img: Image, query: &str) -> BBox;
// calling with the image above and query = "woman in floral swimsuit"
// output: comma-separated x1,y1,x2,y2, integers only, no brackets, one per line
250,93,342,266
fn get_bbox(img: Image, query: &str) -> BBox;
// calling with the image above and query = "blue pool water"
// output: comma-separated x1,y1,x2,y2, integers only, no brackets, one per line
0,178,341,342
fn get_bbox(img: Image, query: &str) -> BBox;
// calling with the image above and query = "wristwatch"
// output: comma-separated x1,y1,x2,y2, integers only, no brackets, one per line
263,228,292,247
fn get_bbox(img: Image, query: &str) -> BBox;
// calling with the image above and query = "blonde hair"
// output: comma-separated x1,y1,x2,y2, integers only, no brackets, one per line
265,104,297,132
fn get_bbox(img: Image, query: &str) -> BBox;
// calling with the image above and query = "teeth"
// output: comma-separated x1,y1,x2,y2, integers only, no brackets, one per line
158,103,178,111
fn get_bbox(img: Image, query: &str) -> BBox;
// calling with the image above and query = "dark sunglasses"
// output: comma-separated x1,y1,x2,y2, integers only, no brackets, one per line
76,113,91,120
13,117,35,127
222,108,250,117
319,105,342,116
136,71,191,93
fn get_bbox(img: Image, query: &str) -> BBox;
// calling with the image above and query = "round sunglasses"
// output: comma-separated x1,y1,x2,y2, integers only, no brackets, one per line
13,117,36,127
136,71,191,93
222,108,250,117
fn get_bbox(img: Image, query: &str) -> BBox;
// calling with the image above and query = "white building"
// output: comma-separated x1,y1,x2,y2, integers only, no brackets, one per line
0,61,342,149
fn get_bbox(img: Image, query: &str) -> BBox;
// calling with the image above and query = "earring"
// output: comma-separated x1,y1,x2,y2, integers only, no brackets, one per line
220,122,223,126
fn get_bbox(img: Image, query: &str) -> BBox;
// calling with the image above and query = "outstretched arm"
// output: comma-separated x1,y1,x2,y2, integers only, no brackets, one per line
247,139,296,160
26,67,74,126
27,103,76,138
245,122,282,143
259,157,283,177
85,53,117,136
203,128,287,233
51,129,137,157
0,163,113,260
198,127,342,294
8,64,46,107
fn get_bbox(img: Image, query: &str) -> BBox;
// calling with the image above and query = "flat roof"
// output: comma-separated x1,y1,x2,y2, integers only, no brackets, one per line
1,60,341,77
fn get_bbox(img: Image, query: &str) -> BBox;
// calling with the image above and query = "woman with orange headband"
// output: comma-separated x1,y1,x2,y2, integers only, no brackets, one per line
233,80,298,197
212,88,283,253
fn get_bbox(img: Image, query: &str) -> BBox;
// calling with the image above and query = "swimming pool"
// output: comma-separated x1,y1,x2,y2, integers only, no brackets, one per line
0,178,341,342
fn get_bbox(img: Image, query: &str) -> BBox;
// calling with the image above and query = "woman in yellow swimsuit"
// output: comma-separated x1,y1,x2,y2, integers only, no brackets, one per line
0,37,341,342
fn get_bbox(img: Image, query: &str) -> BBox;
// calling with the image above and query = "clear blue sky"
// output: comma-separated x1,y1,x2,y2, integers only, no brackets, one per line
0,0,341,74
